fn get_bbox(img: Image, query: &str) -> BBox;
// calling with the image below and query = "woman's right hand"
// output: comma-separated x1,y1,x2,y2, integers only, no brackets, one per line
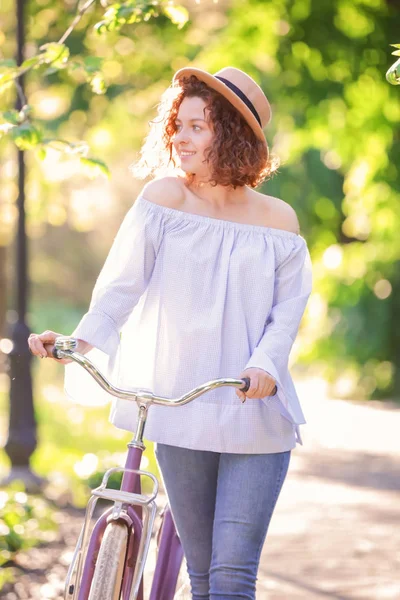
28,330,73,365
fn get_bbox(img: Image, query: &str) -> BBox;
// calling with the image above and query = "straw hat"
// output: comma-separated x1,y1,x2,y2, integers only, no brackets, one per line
172,66,271,152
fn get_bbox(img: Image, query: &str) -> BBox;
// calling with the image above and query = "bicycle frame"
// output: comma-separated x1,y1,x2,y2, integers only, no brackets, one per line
65,424,183,600
64,412,183,600
56,337,250,600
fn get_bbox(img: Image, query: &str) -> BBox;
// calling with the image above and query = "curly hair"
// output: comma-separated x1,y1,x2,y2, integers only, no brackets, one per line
130,74,279,188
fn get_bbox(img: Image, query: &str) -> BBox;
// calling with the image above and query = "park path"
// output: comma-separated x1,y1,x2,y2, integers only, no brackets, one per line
255,378,400,600
2,376,400,600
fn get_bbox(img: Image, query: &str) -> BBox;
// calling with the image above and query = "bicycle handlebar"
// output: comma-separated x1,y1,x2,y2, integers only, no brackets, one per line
54,336,256,407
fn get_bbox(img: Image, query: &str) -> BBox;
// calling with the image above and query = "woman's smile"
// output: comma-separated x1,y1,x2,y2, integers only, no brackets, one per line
179,151,197,159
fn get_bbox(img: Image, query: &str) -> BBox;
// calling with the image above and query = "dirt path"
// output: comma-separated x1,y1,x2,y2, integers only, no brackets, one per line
256,380,400,600
2,380,400,599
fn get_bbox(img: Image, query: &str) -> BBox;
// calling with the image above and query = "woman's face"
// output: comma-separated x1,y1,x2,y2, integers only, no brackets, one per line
172,96,214,178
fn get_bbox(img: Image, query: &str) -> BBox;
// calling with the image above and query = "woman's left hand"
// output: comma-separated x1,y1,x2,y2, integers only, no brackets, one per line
236,367,277,402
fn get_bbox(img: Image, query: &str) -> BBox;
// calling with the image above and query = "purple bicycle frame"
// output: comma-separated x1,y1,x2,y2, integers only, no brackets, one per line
76,441,184,600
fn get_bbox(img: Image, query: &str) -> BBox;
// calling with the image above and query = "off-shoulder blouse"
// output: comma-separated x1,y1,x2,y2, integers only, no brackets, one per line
64,193,313,453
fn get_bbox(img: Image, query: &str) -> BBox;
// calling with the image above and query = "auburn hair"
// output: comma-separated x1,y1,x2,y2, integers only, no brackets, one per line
130,74,279,188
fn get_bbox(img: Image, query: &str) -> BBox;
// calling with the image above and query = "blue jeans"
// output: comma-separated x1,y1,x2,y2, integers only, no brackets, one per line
155,443,291,600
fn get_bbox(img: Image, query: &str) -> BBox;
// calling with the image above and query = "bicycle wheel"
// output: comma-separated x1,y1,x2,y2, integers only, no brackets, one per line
88,521,129,600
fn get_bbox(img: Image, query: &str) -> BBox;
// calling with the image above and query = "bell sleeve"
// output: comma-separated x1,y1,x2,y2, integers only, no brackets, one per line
244,234,313,424
64,195,163,405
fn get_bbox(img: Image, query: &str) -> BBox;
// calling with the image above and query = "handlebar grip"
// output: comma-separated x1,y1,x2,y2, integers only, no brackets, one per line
240,377,251,392
240,378,278,396
52,346,61,359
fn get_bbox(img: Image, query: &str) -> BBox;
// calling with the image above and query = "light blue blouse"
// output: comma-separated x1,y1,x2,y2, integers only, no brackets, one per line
64,193,313,454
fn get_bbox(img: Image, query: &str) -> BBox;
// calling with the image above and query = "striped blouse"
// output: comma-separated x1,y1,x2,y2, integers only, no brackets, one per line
64,192,313,453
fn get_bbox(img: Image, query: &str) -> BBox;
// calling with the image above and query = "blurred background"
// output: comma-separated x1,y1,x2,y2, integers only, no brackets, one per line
1,0,400,597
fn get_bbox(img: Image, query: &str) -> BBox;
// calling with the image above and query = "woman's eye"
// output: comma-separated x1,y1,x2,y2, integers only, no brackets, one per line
175,124,201,131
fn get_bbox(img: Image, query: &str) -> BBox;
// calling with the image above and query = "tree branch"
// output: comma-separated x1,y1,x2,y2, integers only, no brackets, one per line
58,0,97,45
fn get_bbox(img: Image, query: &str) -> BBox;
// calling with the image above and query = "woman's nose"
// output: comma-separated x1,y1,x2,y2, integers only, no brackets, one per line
175,128,190,144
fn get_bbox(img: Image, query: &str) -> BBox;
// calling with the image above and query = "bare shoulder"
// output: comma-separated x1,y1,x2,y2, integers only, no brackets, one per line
256,191,300,235
140,176,184,209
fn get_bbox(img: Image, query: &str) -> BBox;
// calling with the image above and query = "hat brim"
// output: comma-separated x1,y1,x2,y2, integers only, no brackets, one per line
173,67,269,153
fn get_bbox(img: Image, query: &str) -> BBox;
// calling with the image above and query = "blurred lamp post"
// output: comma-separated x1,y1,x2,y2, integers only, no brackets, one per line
2,0,43,491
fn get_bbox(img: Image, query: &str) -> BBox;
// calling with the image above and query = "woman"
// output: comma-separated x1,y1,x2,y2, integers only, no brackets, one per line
28,66,313,599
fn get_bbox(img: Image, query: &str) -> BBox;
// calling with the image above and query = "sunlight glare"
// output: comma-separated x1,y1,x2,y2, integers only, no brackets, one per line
73,453,99,478
322,245,343,270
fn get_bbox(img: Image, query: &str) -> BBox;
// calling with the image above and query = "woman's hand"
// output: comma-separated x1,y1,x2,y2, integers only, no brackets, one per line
28,330,73,365
236,367,277,402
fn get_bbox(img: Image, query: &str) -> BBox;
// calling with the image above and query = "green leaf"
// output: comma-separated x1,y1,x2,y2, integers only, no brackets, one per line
118,4,138,23
36,147,47,161
0,59,17,68
89,72,107,95
143,8,158,23
42,66,62,77
65,140,90,155
162,4,189,29
94,21,109,34
83,56,103,73
2,110,20,125
10,122,43,150
20,56,41,71
42,138,71,152
43,138,89,156
67,59,83,72
0,69,18,87
79,157,111,179
94,5,122,33
94,2,162,33
38,42,70,69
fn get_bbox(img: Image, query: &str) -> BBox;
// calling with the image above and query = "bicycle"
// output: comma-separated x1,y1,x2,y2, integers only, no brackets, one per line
52,336,268,600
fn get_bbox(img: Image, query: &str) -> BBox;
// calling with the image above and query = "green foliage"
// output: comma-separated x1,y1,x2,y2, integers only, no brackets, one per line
386,44,400,84
9,121,43,150
94,1,188,33
38,42,70,70
80,156,110,178
86,467,123,491
390,43,400,58
0,0,189,178
162,4,189,29
0,483,58,588
193,0,400,400
3,3,400,581
0,0,397,397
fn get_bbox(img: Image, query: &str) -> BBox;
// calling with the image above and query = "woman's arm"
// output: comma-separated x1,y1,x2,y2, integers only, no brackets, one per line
244,235,313,416
69,192,163,358
29,191,163,365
